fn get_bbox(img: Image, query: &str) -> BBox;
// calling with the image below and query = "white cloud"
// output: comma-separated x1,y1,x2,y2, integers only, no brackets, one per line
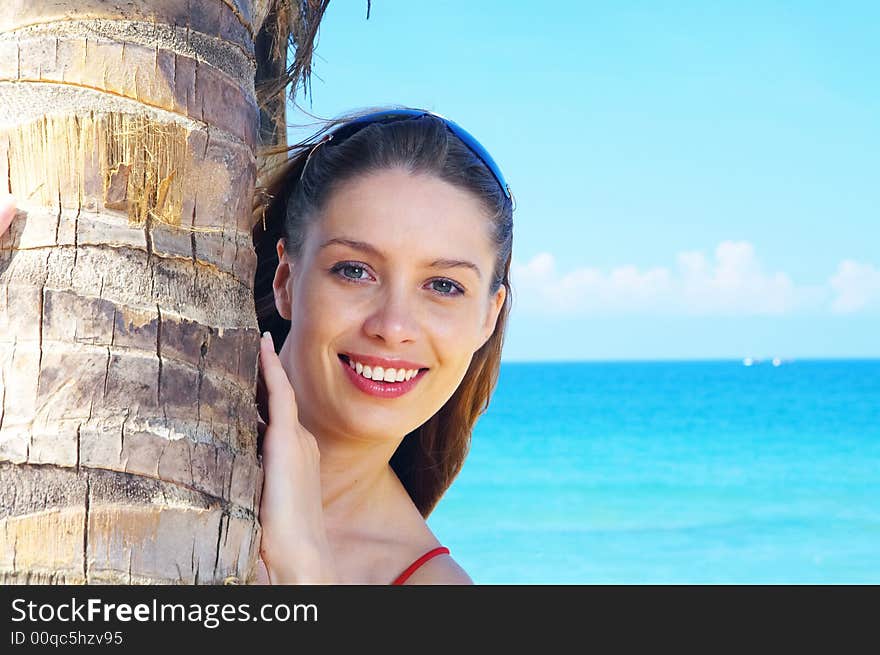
512,241,870,317
830,260,880,314
674,242,799,315
512,254,671,313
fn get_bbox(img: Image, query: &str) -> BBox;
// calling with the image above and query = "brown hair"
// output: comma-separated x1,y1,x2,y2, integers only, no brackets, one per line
252,111,513,517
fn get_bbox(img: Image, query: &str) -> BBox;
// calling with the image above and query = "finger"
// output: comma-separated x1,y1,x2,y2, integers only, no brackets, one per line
0,194,15,237
255,367,269,422
256,417,267,458
258,331,299,422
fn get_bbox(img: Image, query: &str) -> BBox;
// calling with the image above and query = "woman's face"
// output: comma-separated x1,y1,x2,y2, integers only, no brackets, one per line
273,168,507,443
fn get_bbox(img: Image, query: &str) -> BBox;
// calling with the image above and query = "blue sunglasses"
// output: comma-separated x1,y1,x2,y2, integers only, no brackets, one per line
303,108,513,202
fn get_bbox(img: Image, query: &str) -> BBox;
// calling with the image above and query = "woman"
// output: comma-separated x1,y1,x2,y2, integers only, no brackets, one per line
0,108,515,584
252,108,514,584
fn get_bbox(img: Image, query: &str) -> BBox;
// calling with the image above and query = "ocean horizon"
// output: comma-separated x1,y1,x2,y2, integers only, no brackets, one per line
428,358,880,584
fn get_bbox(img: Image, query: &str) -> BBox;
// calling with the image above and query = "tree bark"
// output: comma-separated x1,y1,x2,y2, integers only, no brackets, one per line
0,0,306,584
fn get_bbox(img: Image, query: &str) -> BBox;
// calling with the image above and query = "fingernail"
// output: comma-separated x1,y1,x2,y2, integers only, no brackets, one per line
262,331,272,342
0,192,14,209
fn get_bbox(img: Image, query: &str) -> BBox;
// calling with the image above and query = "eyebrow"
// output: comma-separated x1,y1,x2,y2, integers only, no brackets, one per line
319,237,483,279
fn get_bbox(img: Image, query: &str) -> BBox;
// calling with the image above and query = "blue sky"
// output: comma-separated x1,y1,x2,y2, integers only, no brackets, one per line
286,1,879,361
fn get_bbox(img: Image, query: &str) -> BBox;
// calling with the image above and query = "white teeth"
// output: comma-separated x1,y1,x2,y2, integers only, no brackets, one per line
346,356,423,383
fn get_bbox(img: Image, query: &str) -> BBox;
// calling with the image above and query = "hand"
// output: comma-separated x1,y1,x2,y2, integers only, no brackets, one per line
256,331,337,584
0,194,15,238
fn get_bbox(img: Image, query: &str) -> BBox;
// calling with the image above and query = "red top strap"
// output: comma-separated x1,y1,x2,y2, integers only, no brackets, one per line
391,546,450,585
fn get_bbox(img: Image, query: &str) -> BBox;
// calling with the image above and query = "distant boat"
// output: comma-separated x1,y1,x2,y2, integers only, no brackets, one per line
743,357,754,367
772,357,782,367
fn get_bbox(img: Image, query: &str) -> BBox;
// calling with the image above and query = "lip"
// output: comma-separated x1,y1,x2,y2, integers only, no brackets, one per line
339,356,428,399
340,352,428,371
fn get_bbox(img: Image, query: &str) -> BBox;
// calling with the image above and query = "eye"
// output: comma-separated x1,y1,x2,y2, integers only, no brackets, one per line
427,278,465,296
330,261,373,282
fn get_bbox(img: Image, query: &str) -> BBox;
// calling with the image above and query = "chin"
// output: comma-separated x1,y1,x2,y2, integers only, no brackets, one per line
336,401,434,442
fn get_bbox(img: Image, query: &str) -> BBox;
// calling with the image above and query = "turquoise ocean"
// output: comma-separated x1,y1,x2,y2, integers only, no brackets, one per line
427,360,880,583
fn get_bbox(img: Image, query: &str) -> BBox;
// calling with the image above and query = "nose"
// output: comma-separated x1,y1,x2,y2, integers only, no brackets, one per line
362,283,420,345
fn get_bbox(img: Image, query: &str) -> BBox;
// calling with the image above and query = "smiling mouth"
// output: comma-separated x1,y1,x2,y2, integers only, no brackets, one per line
338,354,428,384
337,354,429,399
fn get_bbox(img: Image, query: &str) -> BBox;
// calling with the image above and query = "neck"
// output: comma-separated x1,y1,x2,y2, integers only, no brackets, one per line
295,406,406,536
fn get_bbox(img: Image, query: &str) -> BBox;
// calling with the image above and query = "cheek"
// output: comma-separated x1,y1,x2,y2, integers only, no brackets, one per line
285,273,347,379
423,301,489,373
294,278,361,339
429,299,485,360
291,262,370,332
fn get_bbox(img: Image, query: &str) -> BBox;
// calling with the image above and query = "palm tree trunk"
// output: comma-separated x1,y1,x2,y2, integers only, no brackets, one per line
0,0,319,584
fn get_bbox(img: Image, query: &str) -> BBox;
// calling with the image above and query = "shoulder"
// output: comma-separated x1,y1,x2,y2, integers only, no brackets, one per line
383,473,472,584
400,552,474,585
